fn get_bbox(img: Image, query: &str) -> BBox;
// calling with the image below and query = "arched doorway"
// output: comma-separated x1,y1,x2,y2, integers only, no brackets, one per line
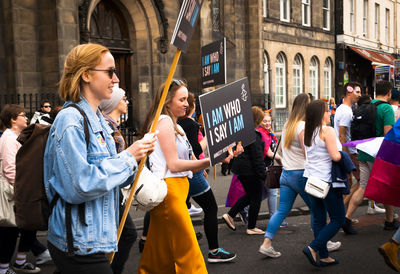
88,0,133,92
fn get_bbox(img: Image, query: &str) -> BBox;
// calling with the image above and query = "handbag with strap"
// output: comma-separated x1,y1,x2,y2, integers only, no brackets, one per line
0,170,17,227
121,158,168,212
304,176,331,199
264,137,282,189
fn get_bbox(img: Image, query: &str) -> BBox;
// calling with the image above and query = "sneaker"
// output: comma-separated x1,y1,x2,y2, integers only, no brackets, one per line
239,210,248,225
379,241,400,272
351,218,359,224
259,245,281,258
12,262,40,273
384,220,400,230
36,249,52,265
6,269,17,274
327,241,341,252
367,205,386,215
342,217,357,235
280,221,288,228
188,204,203,216
208,248,236,263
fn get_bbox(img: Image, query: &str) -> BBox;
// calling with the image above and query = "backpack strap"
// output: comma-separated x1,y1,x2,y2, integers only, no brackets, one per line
55,104,91,256
373,100,389,107
65,104,90,149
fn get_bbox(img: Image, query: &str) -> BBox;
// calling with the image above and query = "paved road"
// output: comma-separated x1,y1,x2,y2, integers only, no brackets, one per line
34,169,395,273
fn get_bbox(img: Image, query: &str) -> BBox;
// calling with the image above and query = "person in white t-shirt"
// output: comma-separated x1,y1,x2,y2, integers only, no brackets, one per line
333,82,361,212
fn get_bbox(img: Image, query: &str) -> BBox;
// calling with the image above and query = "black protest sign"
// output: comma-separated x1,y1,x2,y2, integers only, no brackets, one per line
201,38,226,88
199,77,255,166
171,0,204,53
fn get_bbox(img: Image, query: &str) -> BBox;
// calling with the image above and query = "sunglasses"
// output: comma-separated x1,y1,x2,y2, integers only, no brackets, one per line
42,105,52,108
89,68,117,79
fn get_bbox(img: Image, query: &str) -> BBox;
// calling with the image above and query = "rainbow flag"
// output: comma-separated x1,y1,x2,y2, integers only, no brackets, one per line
364,119,400,207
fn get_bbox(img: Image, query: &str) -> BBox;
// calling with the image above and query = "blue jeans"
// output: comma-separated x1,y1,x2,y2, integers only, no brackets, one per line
393,227,400,243
265,169,312,240
308,188,346,259
266,188,278,216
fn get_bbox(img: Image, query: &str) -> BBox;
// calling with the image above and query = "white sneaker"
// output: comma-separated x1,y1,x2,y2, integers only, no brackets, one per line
367,205,386,215
259,245,281,258
36,249,52,265
188,204,203,216
327,241,341,252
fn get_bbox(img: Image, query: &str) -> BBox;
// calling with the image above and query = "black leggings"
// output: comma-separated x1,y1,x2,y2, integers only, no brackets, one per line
192,188,219,250
228,175,263,229
142,189,219,250
0,227,46,263
48,242,112,274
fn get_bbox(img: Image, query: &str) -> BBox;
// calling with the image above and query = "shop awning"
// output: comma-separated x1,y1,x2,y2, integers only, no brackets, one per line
349,46,396,66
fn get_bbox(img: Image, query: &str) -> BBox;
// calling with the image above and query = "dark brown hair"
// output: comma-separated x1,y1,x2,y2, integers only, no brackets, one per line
0,104,26,128
304,100,327,147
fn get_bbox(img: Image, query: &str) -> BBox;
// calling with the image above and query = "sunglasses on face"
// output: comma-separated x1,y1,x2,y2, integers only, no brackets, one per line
89,68,117,79
42,105,51,108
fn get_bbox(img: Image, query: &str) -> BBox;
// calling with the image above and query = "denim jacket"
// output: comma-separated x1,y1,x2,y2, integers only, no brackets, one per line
44,97,137,255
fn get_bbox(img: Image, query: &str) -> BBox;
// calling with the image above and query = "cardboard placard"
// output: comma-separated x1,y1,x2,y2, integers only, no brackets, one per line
201,38,226,88
199,77,255,166
171,0,204,53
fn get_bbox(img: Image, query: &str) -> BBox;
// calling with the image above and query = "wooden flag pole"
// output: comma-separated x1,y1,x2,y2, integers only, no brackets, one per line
109,49,182,263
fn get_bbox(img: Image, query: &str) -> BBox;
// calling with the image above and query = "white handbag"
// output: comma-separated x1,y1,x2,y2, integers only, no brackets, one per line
305,176,331,199
0,178,17,227
121,166,167,212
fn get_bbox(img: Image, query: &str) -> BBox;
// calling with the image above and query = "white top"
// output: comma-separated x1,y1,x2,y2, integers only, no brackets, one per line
282,121,306,170
149,115,193,179
334,104,356,154
304,126,342,182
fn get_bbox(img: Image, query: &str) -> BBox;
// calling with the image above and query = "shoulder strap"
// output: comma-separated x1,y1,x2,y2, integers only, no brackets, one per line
271,136,281,165
373,100,389,107
59,104,90,255
65,104,90,148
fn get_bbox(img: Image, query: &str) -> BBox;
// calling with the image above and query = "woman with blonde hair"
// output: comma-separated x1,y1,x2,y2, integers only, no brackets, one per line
44,43,156,273
259,93,311,258
138,80,212,273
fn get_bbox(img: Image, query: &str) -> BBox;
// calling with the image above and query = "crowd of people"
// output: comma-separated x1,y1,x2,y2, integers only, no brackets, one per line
1,43,400,273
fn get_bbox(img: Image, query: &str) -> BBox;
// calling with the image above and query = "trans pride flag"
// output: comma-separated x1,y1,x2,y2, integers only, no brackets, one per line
364,119,400,207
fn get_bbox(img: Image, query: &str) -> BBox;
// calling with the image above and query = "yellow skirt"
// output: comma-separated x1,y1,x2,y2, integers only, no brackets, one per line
137,177,207,274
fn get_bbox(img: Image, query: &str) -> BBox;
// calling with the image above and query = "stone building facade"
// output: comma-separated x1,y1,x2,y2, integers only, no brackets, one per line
0,0,335,131
261,0,336,130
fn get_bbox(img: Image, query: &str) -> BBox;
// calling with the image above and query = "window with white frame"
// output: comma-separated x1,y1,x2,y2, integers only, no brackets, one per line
323,58,332,99
280,0,290,22
293,54,303,97
363,0,368,37
302,0,311,26
264,52,270,95
263,0,268,18
385,8,389,43
375,4,380,40
309,56,319,99
349,0,354,33
275,53,286,108
323,0,330,30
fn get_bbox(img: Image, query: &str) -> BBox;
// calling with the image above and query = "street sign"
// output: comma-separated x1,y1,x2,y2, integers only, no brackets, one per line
199,77,255,166
375,65,390,82
171,0,204,53
201,38,226,88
